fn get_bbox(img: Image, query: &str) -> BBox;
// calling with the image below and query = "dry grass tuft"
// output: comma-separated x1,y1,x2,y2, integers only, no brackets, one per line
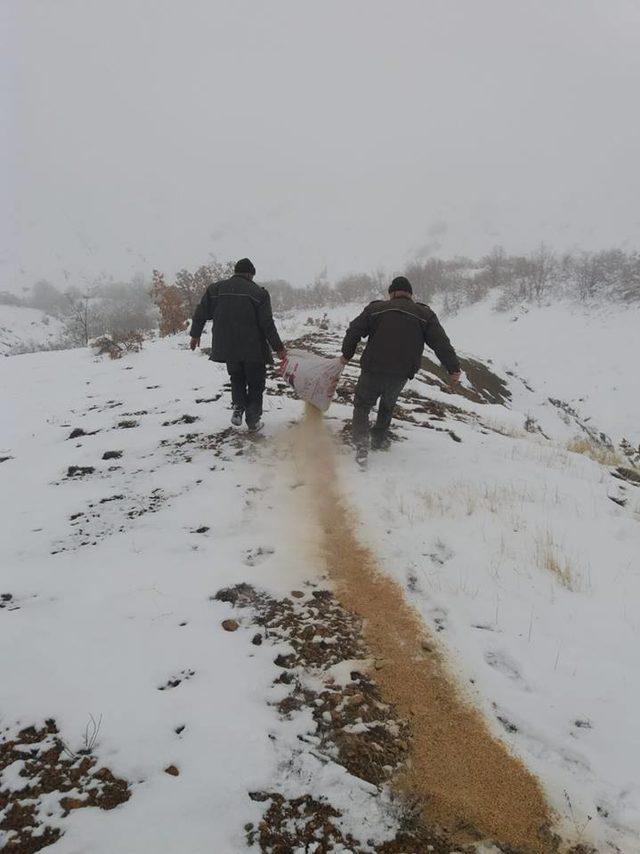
415,481,538,521
567,437,622,467
535,531,579,591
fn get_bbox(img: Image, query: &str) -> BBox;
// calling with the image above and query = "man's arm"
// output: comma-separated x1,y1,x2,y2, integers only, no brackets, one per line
257,290,286,357
189,284,217,341
423,311,461,377
341,305,371,362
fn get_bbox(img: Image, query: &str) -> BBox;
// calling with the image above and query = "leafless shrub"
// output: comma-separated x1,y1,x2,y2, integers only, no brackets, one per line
78,714,103,755
91,335,123,359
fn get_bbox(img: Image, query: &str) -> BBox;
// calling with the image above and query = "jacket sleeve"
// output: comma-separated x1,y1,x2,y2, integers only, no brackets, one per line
423,310,460,374
257,289,284,353
189,284,217,339
342,305,371,360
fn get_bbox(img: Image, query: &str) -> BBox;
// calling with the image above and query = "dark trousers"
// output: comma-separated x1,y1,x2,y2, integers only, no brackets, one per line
226,361,266,426
352,371,406,448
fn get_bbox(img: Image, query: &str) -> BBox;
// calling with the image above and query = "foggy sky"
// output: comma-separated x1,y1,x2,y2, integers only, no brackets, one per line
3,0,640,291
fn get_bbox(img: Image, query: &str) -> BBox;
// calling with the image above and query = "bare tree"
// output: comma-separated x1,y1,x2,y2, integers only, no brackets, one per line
63,288,103,345
173,258,235,315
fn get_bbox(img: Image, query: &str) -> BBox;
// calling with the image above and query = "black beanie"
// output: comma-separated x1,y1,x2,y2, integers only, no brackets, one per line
389,276,413,294
235,258,256,276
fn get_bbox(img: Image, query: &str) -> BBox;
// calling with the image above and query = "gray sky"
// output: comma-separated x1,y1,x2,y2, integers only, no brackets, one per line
3,0,640,291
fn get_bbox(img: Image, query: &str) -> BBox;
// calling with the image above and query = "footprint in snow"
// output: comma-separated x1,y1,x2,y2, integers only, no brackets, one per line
484,649,526,685
424,538,454,566
158,669,195,691
244,547,275,567
428,606,447,632
407,571,420,593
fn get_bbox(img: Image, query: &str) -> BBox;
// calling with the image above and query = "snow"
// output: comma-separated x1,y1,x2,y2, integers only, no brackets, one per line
443,297,640,445
0,304,65,355
1,310,639,852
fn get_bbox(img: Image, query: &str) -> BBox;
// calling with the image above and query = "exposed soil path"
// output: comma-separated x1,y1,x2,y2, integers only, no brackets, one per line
288,407,561,854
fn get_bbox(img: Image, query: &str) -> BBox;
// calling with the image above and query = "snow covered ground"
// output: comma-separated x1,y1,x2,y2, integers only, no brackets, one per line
1,313,639,852
442,298,640,446
0,305,65,356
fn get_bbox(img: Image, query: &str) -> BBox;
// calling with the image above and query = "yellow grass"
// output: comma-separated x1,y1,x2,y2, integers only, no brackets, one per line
566,437,622,467
534,530,578,591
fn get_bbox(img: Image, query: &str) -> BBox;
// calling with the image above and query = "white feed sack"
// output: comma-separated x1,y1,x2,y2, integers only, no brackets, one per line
281,349,344,412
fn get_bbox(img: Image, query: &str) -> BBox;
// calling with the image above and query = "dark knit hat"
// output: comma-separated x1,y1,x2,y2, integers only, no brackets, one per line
235,258,256,276
389,276,413,294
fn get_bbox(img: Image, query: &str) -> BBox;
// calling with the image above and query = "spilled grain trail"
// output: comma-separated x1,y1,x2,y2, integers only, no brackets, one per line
288,406,560,854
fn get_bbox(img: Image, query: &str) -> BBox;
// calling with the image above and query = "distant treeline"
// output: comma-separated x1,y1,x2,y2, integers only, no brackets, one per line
264,246,640,313
2,247,638,347
0,276,157,346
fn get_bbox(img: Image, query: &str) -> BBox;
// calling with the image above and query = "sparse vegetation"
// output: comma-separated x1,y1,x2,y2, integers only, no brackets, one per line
567,437,622,467
534,530,579,591
150,269,187,336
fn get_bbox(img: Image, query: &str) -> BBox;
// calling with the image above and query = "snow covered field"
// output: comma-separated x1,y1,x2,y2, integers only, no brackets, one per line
1,313,639,852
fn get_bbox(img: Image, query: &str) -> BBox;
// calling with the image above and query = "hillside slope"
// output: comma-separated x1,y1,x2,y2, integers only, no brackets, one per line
0,305,65,356
443,298,640,446
1,320,639,853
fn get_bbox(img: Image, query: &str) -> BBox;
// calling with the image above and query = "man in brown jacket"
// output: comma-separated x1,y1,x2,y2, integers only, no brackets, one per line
341,276,461,464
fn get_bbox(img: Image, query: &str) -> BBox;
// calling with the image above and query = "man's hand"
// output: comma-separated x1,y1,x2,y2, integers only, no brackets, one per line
448,370,462,385
339,356,350,366
190,337,200,351
276,348,287,362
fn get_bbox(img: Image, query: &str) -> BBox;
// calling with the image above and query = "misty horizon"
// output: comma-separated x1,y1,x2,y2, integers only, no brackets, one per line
3,1,640,292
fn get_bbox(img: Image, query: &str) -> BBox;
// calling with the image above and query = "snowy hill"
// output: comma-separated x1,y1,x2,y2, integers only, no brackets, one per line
443,298,640,447
0,305,65,356
1,315,639,853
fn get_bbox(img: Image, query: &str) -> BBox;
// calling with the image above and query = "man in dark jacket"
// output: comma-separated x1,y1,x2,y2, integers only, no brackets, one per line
189,258,286,432
341,276,461,462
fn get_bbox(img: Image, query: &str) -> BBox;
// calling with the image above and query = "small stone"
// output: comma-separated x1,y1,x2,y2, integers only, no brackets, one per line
374,659,385,670
251,633,263,646
244,822,254,832
164,764,180,776
421,640,433,652
290,590,304,598
60,797,87,812
221,619,239,632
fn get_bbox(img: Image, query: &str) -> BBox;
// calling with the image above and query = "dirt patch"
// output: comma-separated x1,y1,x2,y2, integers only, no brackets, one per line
67,427,101,440
245,791,458,854
102,450,123,460
66,465,95,478
159,427,263,465
1,593,19,612
288,409,569,853
54,488,170,554
214,583,453,852
162,414,199,426
115,419,139,429
0,719,130,853
612,466,640,486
